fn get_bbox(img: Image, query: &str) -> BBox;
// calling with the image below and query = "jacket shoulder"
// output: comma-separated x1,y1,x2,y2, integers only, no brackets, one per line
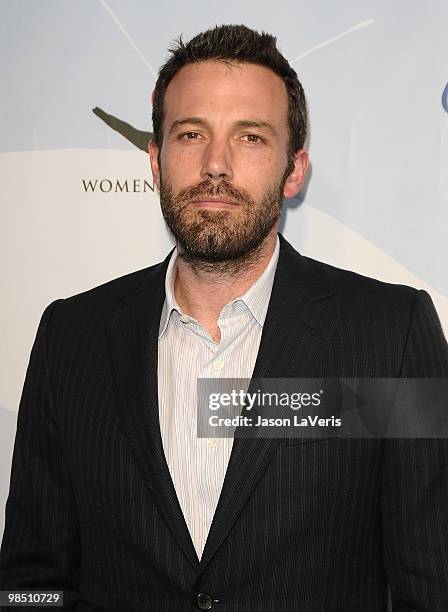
302,254,419,307
43,258,168,331
279,235,419,310
70,260,165,302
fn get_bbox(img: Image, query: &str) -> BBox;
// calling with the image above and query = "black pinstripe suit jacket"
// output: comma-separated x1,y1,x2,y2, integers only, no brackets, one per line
1,234,448,611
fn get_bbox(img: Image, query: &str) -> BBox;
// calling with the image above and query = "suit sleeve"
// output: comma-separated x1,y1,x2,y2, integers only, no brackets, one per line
382,290,448,611
0,301,81,609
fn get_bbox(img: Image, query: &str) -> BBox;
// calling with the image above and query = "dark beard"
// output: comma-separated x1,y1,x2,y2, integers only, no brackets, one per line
159,176,284,273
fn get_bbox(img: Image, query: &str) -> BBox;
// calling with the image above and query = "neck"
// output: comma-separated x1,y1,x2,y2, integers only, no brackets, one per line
173,229,278,338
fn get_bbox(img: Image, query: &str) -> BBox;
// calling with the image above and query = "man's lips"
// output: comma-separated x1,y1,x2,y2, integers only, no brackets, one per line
190,198,240,209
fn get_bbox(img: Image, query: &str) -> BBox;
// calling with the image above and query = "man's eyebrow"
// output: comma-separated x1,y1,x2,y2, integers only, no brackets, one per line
168,117,278,137
169,117,210,134
233,120,278,136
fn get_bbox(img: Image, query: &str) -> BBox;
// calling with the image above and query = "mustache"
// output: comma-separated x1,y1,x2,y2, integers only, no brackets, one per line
175,180,254,207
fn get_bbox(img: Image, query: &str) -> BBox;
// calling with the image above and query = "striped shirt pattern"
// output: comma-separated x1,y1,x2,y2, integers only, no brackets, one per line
157,237,280,559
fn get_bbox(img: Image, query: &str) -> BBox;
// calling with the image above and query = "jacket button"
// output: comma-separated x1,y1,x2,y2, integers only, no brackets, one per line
197,592,214,610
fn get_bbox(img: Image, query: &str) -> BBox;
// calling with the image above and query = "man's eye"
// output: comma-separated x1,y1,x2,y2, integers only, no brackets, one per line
180,132,201,140
241,134,264,144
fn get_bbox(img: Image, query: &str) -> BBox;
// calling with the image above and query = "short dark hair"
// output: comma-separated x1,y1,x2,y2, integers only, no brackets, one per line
152,24,307,174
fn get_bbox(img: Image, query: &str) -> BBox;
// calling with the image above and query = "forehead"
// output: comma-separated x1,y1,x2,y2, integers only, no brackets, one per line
163,60,289,132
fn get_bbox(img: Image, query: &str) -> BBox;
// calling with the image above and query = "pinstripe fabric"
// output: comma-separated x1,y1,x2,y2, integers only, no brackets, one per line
158,238,279,560
1,234,447,611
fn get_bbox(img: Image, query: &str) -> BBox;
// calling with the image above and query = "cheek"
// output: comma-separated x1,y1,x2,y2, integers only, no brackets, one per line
233,155,285,193
234,146,286,176
161,149,199,187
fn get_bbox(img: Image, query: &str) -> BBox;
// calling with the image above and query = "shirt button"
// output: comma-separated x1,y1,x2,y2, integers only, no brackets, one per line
212,360,224,372
197,593,214,610
179,314,190,324
207,438,217,449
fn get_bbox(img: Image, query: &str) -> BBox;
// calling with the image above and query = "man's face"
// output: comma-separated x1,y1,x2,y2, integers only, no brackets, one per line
149,60,306,262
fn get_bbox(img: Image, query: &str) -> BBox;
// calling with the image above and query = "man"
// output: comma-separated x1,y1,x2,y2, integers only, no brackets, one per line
1,24,447,611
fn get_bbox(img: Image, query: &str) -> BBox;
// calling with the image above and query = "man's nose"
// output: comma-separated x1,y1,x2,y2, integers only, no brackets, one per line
200,139,233,182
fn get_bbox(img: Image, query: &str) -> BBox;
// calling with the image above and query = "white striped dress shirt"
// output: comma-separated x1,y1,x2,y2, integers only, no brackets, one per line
157,236,280,560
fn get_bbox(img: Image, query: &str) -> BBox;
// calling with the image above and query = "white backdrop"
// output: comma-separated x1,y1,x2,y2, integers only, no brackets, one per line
1,0,447,541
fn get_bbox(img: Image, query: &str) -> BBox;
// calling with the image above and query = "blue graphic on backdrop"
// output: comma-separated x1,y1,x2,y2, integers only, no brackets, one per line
443,82,448,113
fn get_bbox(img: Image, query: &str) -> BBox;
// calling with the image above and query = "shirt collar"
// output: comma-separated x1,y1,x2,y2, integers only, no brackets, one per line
158,235,280,337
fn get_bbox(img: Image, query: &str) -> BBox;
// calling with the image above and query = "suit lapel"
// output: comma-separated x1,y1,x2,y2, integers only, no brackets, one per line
199,235,340,571
104,255,200,571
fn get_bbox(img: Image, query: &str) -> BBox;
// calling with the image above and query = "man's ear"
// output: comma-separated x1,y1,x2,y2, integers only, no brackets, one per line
283,149,309,199
148,140,161,191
